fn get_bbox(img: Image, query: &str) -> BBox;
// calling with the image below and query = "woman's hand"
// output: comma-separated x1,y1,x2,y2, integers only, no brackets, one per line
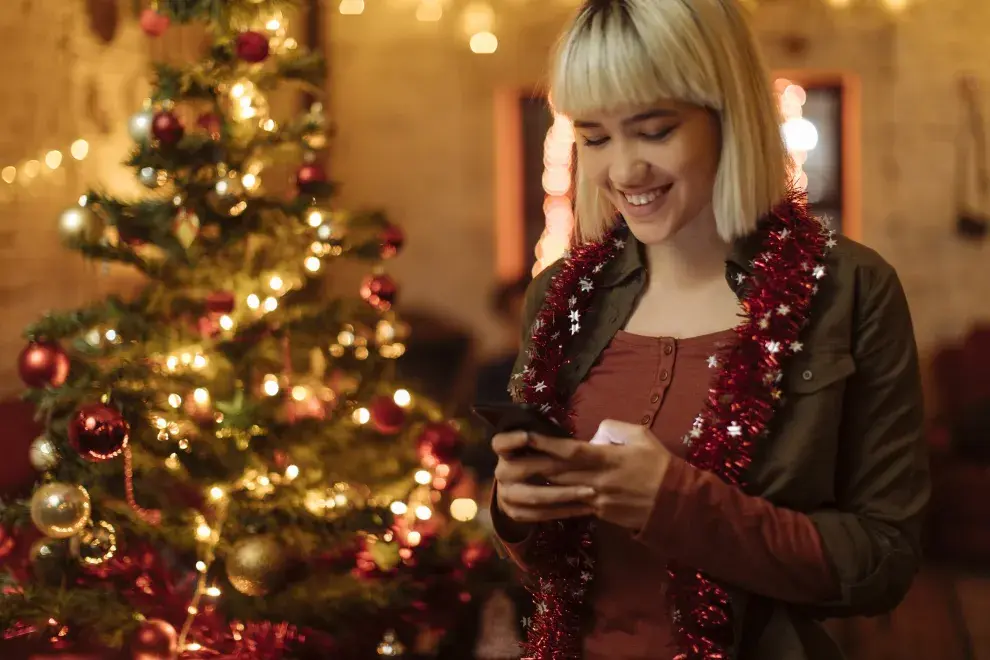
532,420,673,533
492,430,597,525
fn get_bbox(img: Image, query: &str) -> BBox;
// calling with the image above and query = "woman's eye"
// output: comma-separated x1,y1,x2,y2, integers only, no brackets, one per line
641,125,678,141
581,135,610,147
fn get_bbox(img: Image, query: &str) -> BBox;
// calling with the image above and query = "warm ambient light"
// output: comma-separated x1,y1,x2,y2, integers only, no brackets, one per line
339,0,365,15
533,112,576,275
469,31,498,54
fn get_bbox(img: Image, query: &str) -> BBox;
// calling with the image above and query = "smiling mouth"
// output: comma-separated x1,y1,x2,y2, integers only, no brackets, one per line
621,184,673,206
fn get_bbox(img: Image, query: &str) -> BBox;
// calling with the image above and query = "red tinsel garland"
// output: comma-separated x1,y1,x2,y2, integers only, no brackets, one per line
516,191,831,659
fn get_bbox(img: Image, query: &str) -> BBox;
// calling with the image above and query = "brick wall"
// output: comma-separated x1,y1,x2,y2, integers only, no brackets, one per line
328,0,990,359
0,2,199,396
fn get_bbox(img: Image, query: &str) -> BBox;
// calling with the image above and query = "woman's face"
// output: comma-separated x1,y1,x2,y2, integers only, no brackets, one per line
573,100,721,245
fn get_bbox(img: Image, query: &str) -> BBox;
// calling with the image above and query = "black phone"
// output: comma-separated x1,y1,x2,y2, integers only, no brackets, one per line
471,402,570,456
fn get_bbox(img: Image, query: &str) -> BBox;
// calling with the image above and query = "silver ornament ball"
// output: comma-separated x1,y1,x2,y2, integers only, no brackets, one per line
128,110,154,143
29,435,59,472
58,206,102,245
138,166,166,189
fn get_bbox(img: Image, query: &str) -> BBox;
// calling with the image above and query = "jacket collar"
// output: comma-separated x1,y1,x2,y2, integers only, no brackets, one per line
600,223,764,289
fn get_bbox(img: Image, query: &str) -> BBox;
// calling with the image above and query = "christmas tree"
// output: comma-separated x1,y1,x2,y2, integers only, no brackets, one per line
0,1,504,657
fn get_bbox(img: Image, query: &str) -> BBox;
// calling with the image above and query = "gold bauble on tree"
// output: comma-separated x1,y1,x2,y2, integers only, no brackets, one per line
57,206,103,245
225,535,288,596
30,482,92,539
29,537,70,586
70,520,117,566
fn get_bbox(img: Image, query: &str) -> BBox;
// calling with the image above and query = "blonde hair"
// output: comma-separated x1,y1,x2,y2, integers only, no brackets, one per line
550,0,790,243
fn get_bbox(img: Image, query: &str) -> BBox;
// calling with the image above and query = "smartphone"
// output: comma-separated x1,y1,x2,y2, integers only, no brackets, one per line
471,402,570,456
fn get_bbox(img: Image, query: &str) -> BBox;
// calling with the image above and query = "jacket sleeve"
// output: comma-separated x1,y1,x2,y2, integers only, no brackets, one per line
490,263,562,570
803,262,930,617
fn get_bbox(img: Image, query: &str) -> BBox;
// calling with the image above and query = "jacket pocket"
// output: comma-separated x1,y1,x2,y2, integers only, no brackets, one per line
786,350,855,395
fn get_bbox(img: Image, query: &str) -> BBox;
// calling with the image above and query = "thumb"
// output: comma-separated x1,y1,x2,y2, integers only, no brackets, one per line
590,419,644,445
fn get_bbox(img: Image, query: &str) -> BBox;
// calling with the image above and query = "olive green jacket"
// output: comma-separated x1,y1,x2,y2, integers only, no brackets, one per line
506,231,930,659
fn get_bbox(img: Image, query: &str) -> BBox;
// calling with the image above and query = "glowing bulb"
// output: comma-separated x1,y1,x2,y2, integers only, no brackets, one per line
353,408,370,424
469,31,498,54
196,561,207,572
414,470,432,485
262,375,280,396
246,294,260,309
168,393,183,408
416,0,442,21
291,385,309,401
393,389,412,407
339,0,365,14
307,209,323,227
304,256,321,272
186,642,203,652
1,166,15,183
782,117,819,152
415,505,433,521
105,329,117,342
187,606,198,615
196,524,213,541
192,354,208,370
285,464,300,480
209,486,226,501
219,315,234,331
206,586,221,597
263,296,278,312
193,388,210,405
45,150,63,169
269,275,284,292
390,501,408,515
450,498,479,522
70,139,89,160
406,530,422,546
242,173,258,190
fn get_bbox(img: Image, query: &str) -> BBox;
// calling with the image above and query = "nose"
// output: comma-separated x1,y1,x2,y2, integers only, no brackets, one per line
609,139,649,189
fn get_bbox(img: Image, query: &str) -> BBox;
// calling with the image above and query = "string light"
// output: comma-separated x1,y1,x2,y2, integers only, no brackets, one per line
450,498,479,522
1,139,89,188
534,112,576,275
339,0,365,15
393,389,412,407
776,79,817,192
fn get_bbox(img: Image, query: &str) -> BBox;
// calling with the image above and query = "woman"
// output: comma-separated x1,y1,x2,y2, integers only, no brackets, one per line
489,1,930,659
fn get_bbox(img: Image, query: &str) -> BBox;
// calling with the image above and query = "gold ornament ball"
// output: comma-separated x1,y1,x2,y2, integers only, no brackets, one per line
30,482,92,539
29,537,70,586
58,206,102,245
29,435,60,471
225,535,288,596
70,520,117,566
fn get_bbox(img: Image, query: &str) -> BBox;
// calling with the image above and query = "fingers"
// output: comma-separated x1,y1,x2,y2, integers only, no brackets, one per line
491,430,530,457
545,470,600,488
527,434,609,466
498,482,595,510
500,503,596,523
494,454,568,485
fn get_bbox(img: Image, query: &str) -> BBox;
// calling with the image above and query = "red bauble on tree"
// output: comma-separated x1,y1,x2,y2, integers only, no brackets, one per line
18,341,70,388
295,163,327,194
205,290,236,315
360,273,398,312
416,422,463,467
379,224,405,260
68,403,130,462
139,9,170,37
130,618,178,660
369,395,405,434
197,112,222,140
152,110,184,146
235,31,271,63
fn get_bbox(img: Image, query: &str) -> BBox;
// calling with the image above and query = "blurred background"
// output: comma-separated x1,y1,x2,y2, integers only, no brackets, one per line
1,0,989,658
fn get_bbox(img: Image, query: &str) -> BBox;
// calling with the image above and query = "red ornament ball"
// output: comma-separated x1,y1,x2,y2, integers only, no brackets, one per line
68,403,130,462
130,618,178,660
416,422,464,467
379,224,405,260
139,9,170,37
235,31,271,63
295,163,327,194
205,290,236,315
369,395,406,434
18,341,70,389
196,112,222,139
151,111,184,146
360,274,398,312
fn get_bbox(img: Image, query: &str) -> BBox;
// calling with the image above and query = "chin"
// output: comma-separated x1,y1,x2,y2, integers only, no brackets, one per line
622,212,685,246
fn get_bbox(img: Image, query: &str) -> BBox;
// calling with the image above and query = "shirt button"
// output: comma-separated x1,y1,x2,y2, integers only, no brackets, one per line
650,393,660,404
641,415,651,425
802,370,813,381
663,344,673,356
660,369,669,381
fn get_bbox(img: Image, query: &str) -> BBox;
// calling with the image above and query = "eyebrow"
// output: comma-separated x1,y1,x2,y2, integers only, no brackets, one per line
572,108,678,129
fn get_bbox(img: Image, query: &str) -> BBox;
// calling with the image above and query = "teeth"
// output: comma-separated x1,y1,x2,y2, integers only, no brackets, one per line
623,188,664,206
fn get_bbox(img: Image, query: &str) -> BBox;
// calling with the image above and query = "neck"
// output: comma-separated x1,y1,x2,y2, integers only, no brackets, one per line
644,208,731,288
